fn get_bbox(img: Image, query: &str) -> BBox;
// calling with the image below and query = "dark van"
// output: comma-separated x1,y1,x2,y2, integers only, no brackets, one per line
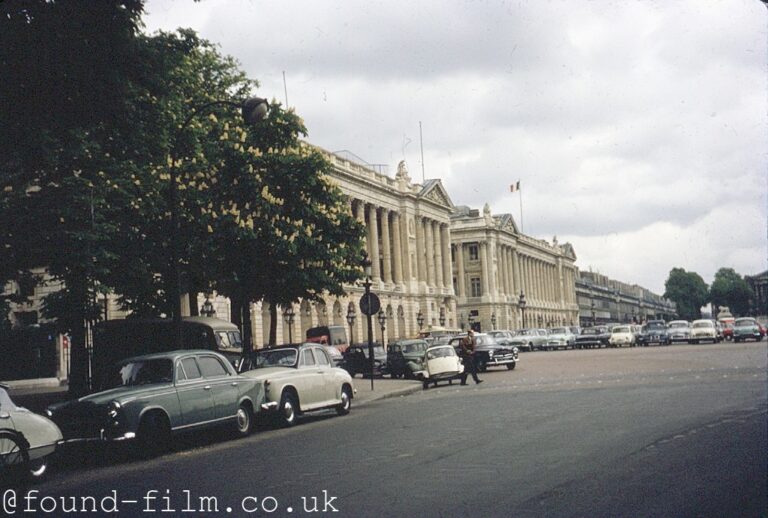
91,316,242,390
305,325,349,352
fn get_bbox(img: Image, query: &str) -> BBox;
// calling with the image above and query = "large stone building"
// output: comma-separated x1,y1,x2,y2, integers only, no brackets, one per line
450,204,579,332
576,271,676,326
247,155,458,347
745,270,767,319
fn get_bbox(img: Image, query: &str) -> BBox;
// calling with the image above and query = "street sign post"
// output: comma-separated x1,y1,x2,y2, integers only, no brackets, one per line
359,292,381,390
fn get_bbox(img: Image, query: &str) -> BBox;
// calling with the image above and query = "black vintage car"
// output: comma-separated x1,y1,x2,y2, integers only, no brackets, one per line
342,344,388,377
575,326,611,349
448,334,519,372
638,320,670,346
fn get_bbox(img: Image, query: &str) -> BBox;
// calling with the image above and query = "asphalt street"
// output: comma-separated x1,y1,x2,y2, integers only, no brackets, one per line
13,341,767,517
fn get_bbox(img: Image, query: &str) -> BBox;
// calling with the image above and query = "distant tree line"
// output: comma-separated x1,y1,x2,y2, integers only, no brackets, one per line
663,267,756,321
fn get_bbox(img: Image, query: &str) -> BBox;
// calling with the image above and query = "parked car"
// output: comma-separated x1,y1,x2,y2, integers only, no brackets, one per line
48,351,263,455
486,330,515,345
322,345,345,368
722,322,734,341
575,326,611,349
667,320,692,344
413,345,464,389
387,339,429,378
510,328,549,351
608,325,635,347
447,334,518,371
341,344,388,377
631,324,644,344
239,344,354,426
544,327,576,350
732,318,763,342
638,320,670,346
690,319,720,344
0,384,62,482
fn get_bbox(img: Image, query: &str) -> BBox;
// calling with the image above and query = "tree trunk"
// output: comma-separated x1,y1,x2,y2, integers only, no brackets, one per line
241,292,252,354
189,291,199,316
268,301,277,345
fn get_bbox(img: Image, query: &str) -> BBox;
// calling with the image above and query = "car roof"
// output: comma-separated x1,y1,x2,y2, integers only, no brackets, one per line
122,349,223,362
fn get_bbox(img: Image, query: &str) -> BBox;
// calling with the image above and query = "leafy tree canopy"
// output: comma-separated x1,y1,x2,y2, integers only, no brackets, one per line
663,267,709,321
709,267,754,317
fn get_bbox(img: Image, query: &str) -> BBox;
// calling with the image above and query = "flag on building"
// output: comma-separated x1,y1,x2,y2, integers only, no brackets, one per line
510,180,521,192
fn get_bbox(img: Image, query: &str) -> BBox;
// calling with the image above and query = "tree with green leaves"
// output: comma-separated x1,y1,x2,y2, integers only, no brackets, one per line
709,268,754,317
663,268,709,321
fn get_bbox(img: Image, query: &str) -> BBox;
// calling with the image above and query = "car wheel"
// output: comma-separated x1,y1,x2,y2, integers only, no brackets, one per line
234,402,254,437
278,391,298,427
137,412,171,457
336,385,352,416
0,430,30,484
422,380,430,390
506,362,516,370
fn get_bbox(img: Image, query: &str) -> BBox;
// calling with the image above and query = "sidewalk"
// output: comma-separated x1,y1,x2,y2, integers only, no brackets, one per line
9,377,423,414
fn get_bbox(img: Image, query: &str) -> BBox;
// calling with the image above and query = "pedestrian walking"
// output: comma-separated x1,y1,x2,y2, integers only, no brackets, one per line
459,329,483,385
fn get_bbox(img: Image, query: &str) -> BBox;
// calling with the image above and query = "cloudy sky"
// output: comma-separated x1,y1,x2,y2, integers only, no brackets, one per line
143,0,767,294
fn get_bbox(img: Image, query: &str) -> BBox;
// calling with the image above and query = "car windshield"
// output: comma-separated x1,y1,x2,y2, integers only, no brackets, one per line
669,322,688,328
550,327,568,334
0,388,17,411
426,347,455,359
582,328,601,335
693,322,713,328
517,329,533,336
612,326,630,333
475,336,498,345
107,359,173,388
256,348,299,367
734,318,755,326
402,343,425,353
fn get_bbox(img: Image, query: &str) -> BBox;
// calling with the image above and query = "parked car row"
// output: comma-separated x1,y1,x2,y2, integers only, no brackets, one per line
1,345,356,485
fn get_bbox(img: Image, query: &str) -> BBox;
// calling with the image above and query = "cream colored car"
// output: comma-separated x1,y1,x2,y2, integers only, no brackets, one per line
609,325,635,347
690,320,719,344
1,385,62,482
239,344,354,427
414,345,465,389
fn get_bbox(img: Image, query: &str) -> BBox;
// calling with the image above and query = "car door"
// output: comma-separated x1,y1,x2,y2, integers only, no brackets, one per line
296,348,323,408
175,357,216,427
312,347,337,403
197,355,240,420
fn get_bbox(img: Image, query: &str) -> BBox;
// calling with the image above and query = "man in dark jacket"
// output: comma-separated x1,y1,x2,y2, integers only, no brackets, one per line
459,329,483,385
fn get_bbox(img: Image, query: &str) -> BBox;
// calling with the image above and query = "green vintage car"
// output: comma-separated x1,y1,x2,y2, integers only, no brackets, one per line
47,350,264,454
732,317,764,342
387,339,429,378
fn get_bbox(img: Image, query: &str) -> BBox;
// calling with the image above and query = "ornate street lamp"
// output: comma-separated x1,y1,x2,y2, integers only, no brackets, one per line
468,313,475,332
283,305,295,344
378,310,387,348
168,97,269,351
416,309,425,332
360,251,376,390
439,307,446,327
518,291,527,328
490,312,497,330
200,295,216,318
590,299,596,326
459,312,465,331
346,302,356,345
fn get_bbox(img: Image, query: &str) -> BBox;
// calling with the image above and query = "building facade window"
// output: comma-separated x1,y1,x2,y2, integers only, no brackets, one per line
470,277,482,297
468,244,479,261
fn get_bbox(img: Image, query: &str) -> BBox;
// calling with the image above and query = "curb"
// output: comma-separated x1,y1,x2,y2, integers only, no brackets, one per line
354,383,423,407
2,377,64,391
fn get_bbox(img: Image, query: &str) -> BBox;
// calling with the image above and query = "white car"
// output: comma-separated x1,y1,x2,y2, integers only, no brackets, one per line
239,344,354,427
609,325,635,347
414,345,464,389
690,320,719,344
1,384,62,482
544,327,576,350
667,320,692,343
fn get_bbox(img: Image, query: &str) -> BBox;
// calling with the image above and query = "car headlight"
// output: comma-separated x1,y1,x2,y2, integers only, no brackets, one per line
487,350,494,357
107,400,123,426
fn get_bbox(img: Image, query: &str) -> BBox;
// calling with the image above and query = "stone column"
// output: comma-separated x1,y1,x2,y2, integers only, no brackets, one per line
425,219,436,286
400,213,412,281
415,217,427,285
441,224,452,290
480,242,490,296
380,208,392,284
499,245,508,296
433,221,444,289
367,204,380,281
392,212,403,284
507,248,515,295
456,243,466,297
354,200,365,224
512,249,521,296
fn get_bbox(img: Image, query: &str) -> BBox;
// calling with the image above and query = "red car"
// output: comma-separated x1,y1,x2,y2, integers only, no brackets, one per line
722,323,734,341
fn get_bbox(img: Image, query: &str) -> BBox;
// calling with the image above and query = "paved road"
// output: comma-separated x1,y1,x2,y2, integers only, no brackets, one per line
14,342,767,517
